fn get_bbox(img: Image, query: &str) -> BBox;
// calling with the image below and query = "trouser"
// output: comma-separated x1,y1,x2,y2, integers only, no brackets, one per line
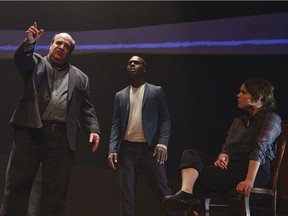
179,149,271,200
27,166,42,216
118,141,176,216
0,126,74,216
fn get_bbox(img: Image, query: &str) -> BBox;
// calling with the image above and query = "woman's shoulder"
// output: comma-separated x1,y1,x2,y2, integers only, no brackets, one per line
264,111,281,122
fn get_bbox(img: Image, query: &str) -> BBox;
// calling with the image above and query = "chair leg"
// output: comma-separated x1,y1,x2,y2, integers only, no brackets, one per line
241,195,250,216
204,198,211,216
272,196,277,216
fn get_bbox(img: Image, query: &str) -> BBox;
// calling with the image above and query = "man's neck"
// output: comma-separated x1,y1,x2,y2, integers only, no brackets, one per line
131,80,145,88
51,59,68,71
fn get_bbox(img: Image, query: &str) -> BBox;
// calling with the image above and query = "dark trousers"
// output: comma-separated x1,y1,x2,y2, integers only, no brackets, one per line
27,166,42,216
118,141,176,216
180,149,271,201
0,126,74,216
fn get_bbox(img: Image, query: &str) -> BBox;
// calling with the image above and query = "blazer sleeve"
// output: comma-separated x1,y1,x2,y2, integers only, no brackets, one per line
80,77,100,135
14,41,37,77
109,93,123,154
157,87,171,146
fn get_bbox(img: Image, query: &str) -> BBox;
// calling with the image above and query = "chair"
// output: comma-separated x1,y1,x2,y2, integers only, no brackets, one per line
202,121,288,216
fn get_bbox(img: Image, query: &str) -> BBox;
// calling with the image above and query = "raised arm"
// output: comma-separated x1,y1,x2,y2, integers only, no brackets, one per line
25,22,44,44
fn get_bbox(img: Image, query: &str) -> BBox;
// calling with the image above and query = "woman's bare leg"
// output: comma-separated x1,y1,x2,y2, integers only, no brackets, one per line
181,168,199,194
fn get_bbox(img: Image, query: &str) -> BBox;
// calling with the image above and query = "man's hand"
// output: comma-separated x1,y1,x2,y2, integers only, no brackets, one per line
153,145,167,164
108,153,117,170
26,22,44,44
89,133,100,152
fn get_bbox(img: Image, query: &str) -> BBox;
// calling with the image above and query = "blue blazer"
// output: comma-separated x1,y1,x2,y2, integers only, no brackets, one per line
109,83,171,154
10,42,100,151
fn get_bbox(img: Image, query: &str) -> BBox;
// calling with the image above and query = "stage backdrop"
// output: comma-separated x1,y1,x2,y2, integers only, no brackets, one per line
0,2,288,215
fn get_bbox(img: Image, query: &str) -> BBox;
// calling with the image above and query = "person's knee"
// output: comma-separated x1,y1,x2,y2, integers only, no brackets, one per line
182,149,198,158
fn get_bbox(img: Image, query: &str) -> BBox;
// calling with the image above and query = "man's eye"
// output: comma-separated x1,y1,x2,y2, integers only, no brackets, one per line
64,44,70,49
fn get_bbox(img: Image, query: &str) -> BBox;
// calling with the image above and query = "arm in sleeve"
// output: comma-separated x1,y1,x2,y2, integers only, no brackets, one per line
220,118,239,157
81,79,100,135
250,112,281,164
157,87,171,146
14,41,36,76
109,94,122,154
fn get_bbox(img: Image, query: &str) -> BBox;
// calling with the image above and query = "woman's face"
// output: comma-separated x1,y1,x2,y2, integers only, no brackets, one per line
237,84,253,111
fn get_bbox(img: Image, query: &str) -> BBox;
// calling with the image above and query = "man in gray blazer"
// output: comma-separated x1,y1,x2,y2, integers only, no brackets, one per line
0,22,100,216
108,56,175,216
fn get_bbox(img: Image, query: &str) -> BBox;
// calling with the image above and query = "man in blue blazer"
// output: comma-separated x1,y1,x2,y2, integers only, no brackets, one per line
0,22,100,216
108,56,175,216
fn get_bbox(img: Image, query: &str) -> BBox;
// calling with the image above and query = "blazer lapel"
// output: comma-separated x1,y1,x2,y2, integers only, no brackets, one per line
142,83,149,108
68,66,77,102
124,87,130,112
43,56,54,92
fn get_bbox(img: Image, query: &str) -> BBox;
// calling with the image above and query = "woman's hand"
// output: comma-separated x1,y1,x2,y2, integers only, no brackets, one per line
236,160,259,196
236,179,254,196
214,153,229,169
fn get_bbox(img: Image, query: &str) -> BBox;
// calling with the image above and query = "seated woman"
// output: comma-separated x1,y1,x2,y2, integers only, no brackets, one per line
162,78,282,215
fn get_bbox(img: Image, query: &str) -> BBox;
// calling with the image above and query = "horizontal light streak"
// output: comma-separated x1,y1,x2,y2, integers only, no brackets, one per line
1,39,288,51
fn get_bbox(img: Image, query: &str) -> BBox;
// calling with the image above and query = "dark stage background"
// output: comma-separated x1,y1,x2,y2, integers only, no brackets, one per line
0,1,288,215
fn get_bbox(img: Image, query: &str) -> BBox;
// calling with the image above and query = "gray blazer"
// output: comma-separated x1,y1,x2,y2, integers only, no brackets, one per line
109,82,171,154
10,42,100,151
